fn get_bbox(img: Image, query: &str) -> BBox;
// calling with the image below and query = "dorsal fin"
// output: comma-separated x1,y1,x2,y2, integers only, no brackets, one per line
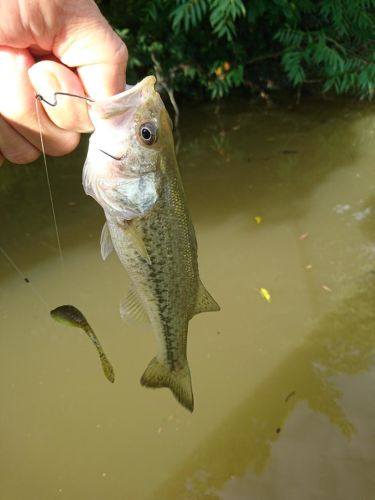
100,222,114,260
120,285,149,323
193,280,220,317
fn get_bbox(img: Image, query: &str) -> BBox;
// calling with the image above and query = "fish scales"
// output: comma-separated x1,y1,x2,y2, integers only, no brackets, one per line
83,76,220,411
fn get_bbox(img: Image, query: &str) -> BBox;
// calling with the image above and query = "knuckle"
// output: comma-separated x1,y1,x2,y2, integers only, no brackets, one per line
114,38,128,66
5,146,40,165
47,132,80,157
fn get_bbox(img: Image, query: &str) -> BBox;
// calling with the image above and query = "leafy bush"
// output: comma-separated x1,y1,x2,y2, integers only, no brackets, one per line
99,0,375,100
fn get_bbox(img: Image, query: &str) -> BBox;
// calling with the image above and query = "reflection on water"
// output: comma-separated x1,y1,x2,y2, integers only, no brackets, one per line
153,273,375,500
1,97,375,499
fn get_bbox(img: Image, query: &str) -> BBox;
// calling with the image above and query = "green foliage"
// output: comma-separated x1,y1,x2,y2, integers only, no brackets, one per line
99,0,375,100
170,0,246,40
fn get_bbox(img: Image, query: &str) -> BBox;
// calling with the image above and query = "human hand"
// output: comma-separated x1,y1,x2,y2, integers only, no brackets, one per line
0,0,127,165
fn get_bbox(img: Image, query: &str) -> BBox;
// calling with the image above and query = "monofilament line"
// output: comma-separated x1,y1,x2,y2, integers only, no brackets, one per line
0,246,50,309
35,97,64,266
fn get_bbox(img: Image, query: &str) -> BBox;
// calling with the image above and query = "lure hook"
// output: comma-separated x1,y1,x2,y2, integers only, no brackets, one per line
35,91,95,106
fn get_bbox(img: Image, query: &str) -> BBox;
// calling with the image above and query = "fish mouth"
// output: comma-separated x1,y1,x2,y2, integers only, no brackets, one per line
90,76,157,119
97,147,159,176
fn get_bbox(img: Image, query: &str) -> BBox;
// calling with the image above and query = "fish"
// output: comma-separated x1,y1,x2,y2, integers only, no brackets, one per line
50,305,115,383
82,75,220,411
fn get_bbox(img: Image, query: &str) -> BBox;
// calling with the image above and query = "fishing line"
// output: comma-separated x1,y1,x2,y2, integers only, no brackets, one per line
35,97,64,267
34,91,96,264
0,246,50,309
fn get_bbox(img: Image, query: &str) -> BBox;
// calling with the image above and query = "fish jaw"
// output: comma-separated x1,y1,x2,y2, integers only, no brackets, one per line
89,76,157,120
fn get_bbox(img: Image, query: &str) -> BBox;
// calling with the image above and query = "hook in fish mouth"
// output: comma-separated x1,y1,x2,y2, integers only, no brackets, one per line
98,149,124,161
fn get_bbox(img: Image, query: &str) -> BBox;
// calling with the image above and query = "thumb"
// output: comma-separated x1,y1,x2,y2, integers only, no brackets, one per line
52,2,127,99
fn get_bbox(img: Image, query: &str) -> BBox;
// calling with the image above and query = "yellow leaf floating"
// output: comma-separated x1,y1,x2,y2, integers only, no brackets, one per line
255,216,262,224
260,287,271,303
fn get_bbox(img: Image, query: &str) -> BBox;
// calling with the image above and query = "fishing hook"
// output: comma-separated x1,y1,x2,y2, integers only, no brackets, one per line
35,91,95,106
98,149,123,161
35,92,125,161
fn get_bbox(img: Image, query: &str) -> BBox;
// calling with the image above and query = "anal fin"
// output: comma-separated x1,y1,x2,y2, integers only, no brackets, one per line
193,279,220,316
120,285,149,323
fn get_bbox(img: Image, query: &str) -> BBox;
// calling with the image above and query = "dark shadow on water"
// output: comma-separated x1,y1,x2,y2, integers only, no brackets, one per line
148,270,375,500
179,98,374,226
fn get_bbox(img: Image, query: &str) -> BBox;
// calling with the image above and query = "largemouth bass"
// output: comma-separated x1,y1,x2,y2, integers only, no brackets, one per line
83,76,220,411
50,305,115,383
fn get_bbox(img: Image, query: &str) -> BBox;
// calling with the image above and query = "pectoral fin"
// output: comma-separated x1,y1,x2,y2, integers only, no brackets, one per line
124,221,151,264
100,222,114,260
120,285,149,323
193,280,220,317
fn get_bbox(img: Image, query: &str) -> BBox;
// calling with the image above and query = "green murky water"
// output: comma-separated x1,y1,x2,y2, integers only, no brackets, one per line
1,97,375,499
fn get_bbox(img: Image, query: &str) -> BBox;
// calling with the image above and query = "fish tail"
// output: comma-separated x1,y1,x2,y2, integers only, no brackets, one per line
140,357,194,412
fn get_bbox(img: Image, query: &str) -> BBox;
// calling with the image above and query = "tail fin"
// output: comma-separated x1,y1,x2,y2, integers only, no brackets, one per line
140,357,194,412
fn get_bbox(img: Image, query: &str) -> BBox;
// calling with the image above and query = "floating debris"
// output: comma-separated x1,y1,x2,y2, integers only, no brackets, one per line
259,288,271,303
254,216,262,224
321,285,333,293
285,391,296,402
298,232,309,240
353,207,371,221
282,149,298,155
333,203,351,215
50,305,115,383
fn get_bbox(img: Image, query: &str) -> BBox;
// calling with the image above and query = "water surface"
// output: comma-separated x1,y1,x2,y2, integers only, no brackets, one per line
1,97,375,499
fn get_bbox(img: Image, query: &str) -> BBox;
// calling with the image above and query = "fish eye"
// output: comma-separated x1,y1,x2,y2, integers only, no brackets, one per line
139,122,158,146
